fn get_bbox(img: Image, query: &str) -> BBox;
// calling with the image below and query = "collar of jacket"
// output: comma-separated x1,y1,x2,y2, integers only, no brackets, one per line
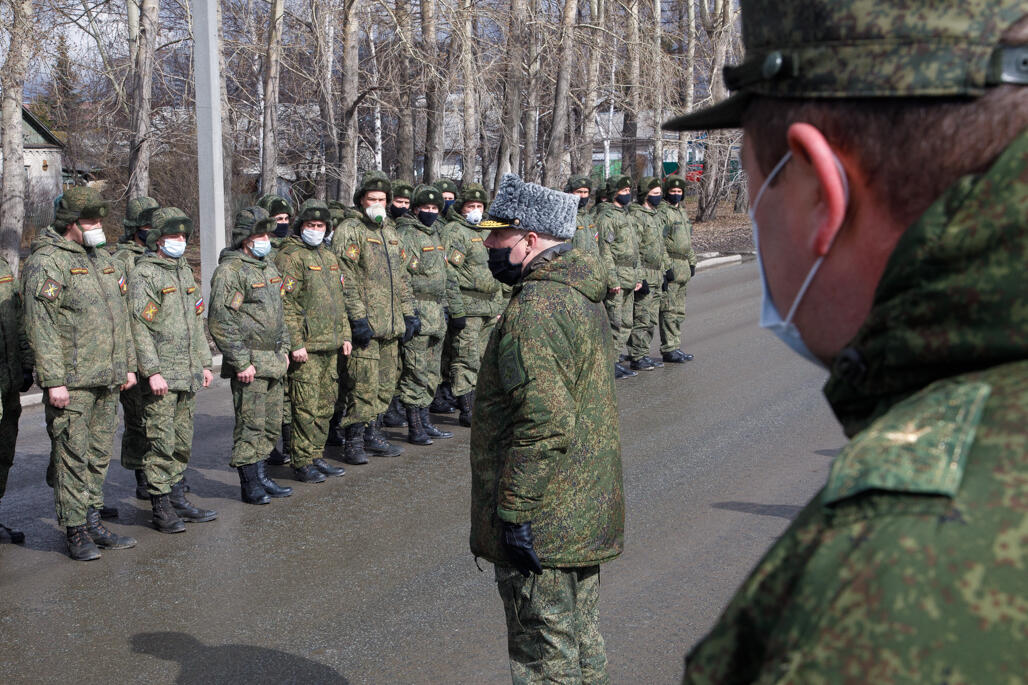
397,213,436,236
34,226,86,255
824,128,1028,437
521,242,573,279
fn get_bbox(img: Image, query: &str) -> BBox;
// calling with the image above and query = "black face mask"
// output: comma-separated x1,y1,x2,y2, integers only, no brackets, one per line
417,210,439,227
136,229,150,244
443,199,455,213
578,197,589,210
647,193,663,207
274,222,290,238
615,192,632,206
666,193,683,205
389,204,408,219
487,237,526,285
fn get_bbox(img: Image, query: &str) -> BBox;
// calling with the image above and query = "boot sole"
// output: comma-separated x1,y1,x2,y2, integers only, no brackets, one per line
174,512,218,523
69,550,102,561
242,496,272,504
262,488,293,498
153,523,186,534
425,433,454,439
93,539,137,550
407,437,433,445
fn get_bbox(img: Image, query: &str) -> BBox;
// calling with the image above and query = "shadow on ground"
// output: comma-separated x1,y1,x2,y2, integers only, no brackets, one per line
711,501,804,520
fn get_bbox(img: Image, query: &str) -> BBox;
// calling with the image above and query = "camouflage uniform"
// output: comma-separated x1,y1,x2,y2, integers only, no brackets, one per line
274,204,350,470
656,176,696,356
594,177,638,361
627,178,670,362
565,176,602,260
0,256,33,511
471,245,624,683
257,193,295,447
23,207,135,529
129,209,213,496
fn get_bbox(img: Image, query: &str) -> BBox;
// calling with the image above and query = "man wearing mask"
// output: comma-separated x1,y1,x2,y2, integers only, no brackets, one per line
565,175,601,259
389,180,413,221
129,208,215,533
656,174,696,364
665,1,1028,680
594,175,641,379
396,185,464,443
333,171,418,465
209,207,295,504
626,177,671,371
24,187,138,559
433,178,460,216
471,174,624,683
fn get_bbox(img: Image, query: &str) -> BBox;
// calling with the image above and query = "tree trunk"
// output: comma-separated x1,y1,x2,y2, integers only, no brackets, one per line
368,23,383,171
338,0,360,201
217,1,234,224
622,0,640,179
493,0,526,192
0,0,34,274
696,0,733,221
459,0,479,184
651,0,663,177
421,0,444,182
541,0,577,187
312,0,339,199
575,0,604,176
395,0,415,181
521,0,541,183
127,0,159,198
677,0,696,174
260,0,284,195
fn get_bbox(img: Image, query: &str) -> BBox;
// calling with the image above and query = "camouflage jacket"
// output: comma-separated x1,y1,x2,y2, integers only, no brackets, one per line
594,202,637,291
628,203,670,280
274,237,350,353
569,208,601,257
128,253,212,392
470,244,624,568
682,129,1028,683
22,227,135,390
111,240,146,272
332,214,414,341
208,250,291,379
656,202,696,285
396,214,464,337
0,256,32,393
439,214,501,318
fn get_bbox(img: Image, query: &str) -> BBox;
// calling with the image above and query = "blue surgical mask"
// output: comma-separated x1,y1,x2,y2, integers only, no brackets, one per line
250,237,271,258
749,150,849,367
160,238,187,259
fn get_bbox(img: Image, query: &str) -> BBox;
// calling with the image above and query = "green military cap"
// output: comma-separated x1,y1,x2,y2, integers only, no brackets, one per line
664,0,1028,131
605,175,632,197
146,207,193,250
53,187,109,231
257,193,294,218
326,200,350,229
232,206,276,248
124,196,160,228
412,184,443,209
391,180,414,200
432,178,459,197
635,176,661,201
663,174,687,193
454,182,490,213
352,171,393,206
292,199,332,231
564,176,593,194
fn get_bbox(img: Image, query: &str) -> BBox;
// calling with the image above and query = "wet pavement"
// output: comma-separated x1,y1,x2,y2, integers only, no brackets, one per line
0,262,845,684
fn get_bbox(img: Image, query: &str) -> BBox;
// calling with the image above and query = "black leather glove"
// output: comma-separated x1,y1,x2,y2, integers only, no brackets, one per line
635,280,650,299
403,314,421,343
501,521,543,577
690,264,696,277
20,369,33,393
349,318,374,349
450,315,467,331
662,269,674,292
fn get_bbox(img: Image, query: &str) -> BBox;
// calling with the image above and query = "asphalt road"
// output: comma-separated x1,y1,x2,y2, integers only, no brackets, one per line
0,261,845,684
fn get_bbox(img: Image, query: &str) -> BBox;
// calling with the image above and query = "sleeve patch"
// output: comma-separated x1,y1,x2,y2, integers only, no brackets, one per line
498,334,529,393
161,286,177,294
141,300,160,322
282,275,297,293
102,266,115,274
449,249,465,265
70,268,89,275
346,244,360,260
38,278,63,301
195,297,205,315
0,275,14,284
421,246,435,252
471,237,483,243
228,291,244,310
251,282,266,288
187,286,196,294
307,265,322,271
269,277,282,284
367,237,383,245
409,258,419,271
118,275,127,294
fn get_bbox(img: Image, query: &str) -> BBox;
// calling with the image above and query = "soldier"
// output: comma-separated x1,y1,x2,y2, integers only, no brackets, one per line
656,174,696,364
381,179,417,429
209,207,295,503
113,196,159,499
626,177,670,371
0,254,34,544
396,184,463,443
471,174,624,683
433,177,459,215
440,182,502,427
564,175,601,258
129,207,216,533
23,187,138,560
594,175,641,379
274,200,351,483
664,1,1028,680
333,171,419,465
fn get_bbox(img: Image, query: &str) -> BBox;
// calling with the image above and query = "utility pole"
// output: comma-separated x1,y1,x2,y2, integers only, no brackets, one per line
192,0,225,302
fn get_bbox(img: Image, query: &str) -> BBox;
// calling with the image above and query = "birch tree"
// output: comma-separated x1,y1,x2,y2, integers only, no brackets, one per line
0,0,35,273
127,0,159,197
260,0,284,194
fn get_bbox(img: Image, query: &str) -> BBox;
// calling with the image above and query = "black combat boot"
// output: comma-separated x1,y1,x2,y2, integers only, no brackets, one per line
661,349,693,363
150,493,185,533
326,409,346,447
365,415,404,457
313,458,346,477
629,356,656,371
429,384,456,414
342,423,369,465
0,522,25,544
169,481,218,522
456,392,474,427
268,423,292,465
99,505,119,519
421,408,453,439
256,460,293,497
237,463,271,505
382,396,407,427
134,469,149,500
292,463,327,483
405,404,432,445
643,355,665,368
66,524,101,561
614,362,637,378
85,507,137,549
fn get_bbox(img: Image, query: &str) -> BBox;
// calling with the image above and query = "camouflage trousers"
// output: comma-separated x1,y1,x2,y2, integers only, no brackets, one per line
495,565,609,685
231,376,285,468
449,315,497,397
142,389,197,495
627,286,661,360
0,387,21,500
345,338,400,424
45,386,119,527
119,383,147,471
288,350,339,468
604,289,634,362
399,333,443,408
659,280,688,353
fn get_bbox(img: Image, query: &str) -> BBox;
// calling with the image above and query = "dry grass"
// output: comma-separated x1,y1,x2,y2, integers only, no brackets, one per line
683,197,754,254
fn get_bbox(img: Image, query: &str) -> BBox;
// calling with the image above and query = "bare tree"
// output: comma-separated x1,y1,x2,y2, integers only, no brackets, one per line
541,0,577,187
621,0,640,179
676,0,696,175
0,0,35,272
310,0,338,199
260,0,284,194
420,0,444,182
127,0,159,197
458,0,479,184
696,0,738,221
337,0,360,200
493,0,526,191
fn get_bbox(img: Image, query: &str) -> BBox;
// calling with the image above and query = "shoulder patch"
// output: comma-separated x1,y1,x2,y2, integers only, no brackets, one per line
823,381,992,507
38,278,63,301
282,275,298,293
449,249,465,266
195,296,205,315
70,267,89,275
308,264,322,271
0,275,14,284
118,274,127,294
161,286,177,294
102,266,115,274
498,334,529,393
141,300,160,322
346,243,360,260
409,258,419,271
228,291,244,310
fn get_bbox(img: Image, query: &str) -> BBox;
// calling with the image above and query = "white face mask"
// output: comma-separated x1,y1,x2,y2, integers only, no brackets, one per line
301,227,325,247
82,227,107,248
749,150,849,368
250,237,271,258
160,238,187,258
465,208,483,225
365,204,386,224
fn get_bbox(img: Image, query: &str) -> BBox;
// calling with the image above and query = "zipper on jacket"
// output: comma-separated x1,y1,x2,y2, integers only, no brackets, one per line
87,250,117,385
381,225,395,338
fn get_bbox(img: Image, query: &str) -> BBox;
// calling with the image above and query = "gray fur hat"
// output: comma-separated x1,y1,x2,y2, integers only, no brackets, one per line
488,174,577,240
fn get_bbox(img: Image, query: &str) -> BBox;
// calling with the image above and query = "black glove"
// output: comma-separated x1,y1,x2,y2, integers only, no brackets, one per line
450,315,467,332
403,314,421,343
20,369,33,393
662,269,674,292
350,318,374,349
690,264,696,277
635,280,650,299
501,521,543,577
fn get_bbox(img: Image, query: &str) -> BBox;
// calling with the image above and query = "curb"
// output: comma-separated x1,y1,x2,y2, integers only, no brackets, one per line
696,254,743,272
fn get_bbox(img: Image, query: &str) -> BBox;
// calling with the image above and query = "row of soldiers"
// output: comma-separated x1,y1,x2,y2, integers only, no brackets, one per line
0,169,695,561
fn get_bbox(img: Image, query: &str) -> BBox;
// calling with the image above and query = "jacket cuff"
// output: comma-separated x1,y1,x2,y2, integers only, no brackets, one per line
496,506,533,524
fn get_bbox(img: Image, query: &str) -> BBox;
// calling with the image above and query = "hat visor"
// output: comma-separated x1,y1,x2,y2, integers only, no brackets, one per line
662,92,752,131
479,218,512,230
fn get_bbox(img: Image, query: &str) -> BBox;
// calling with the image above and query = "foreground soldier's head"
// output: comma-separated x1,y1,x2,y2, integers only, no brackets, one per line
53,186,110,248
147,207,193,259
232,206,277,259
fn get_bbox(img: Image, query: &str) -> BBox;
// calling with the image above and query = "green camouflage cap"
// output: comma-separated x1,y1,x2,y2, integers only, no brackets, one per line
391,180,414,200
146,207,193,250
257,193,294,218
663,174,687,192
432,178,459,197
232,206,276,248
605,175,632,197
326,200,350,228
635,176,661,201
564,176,593,194
664,0,1028,131
353,170,393,206
124,196,160,228
292,199,331,232
53,186,109,230
412,184,443,209
455,182,489,213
